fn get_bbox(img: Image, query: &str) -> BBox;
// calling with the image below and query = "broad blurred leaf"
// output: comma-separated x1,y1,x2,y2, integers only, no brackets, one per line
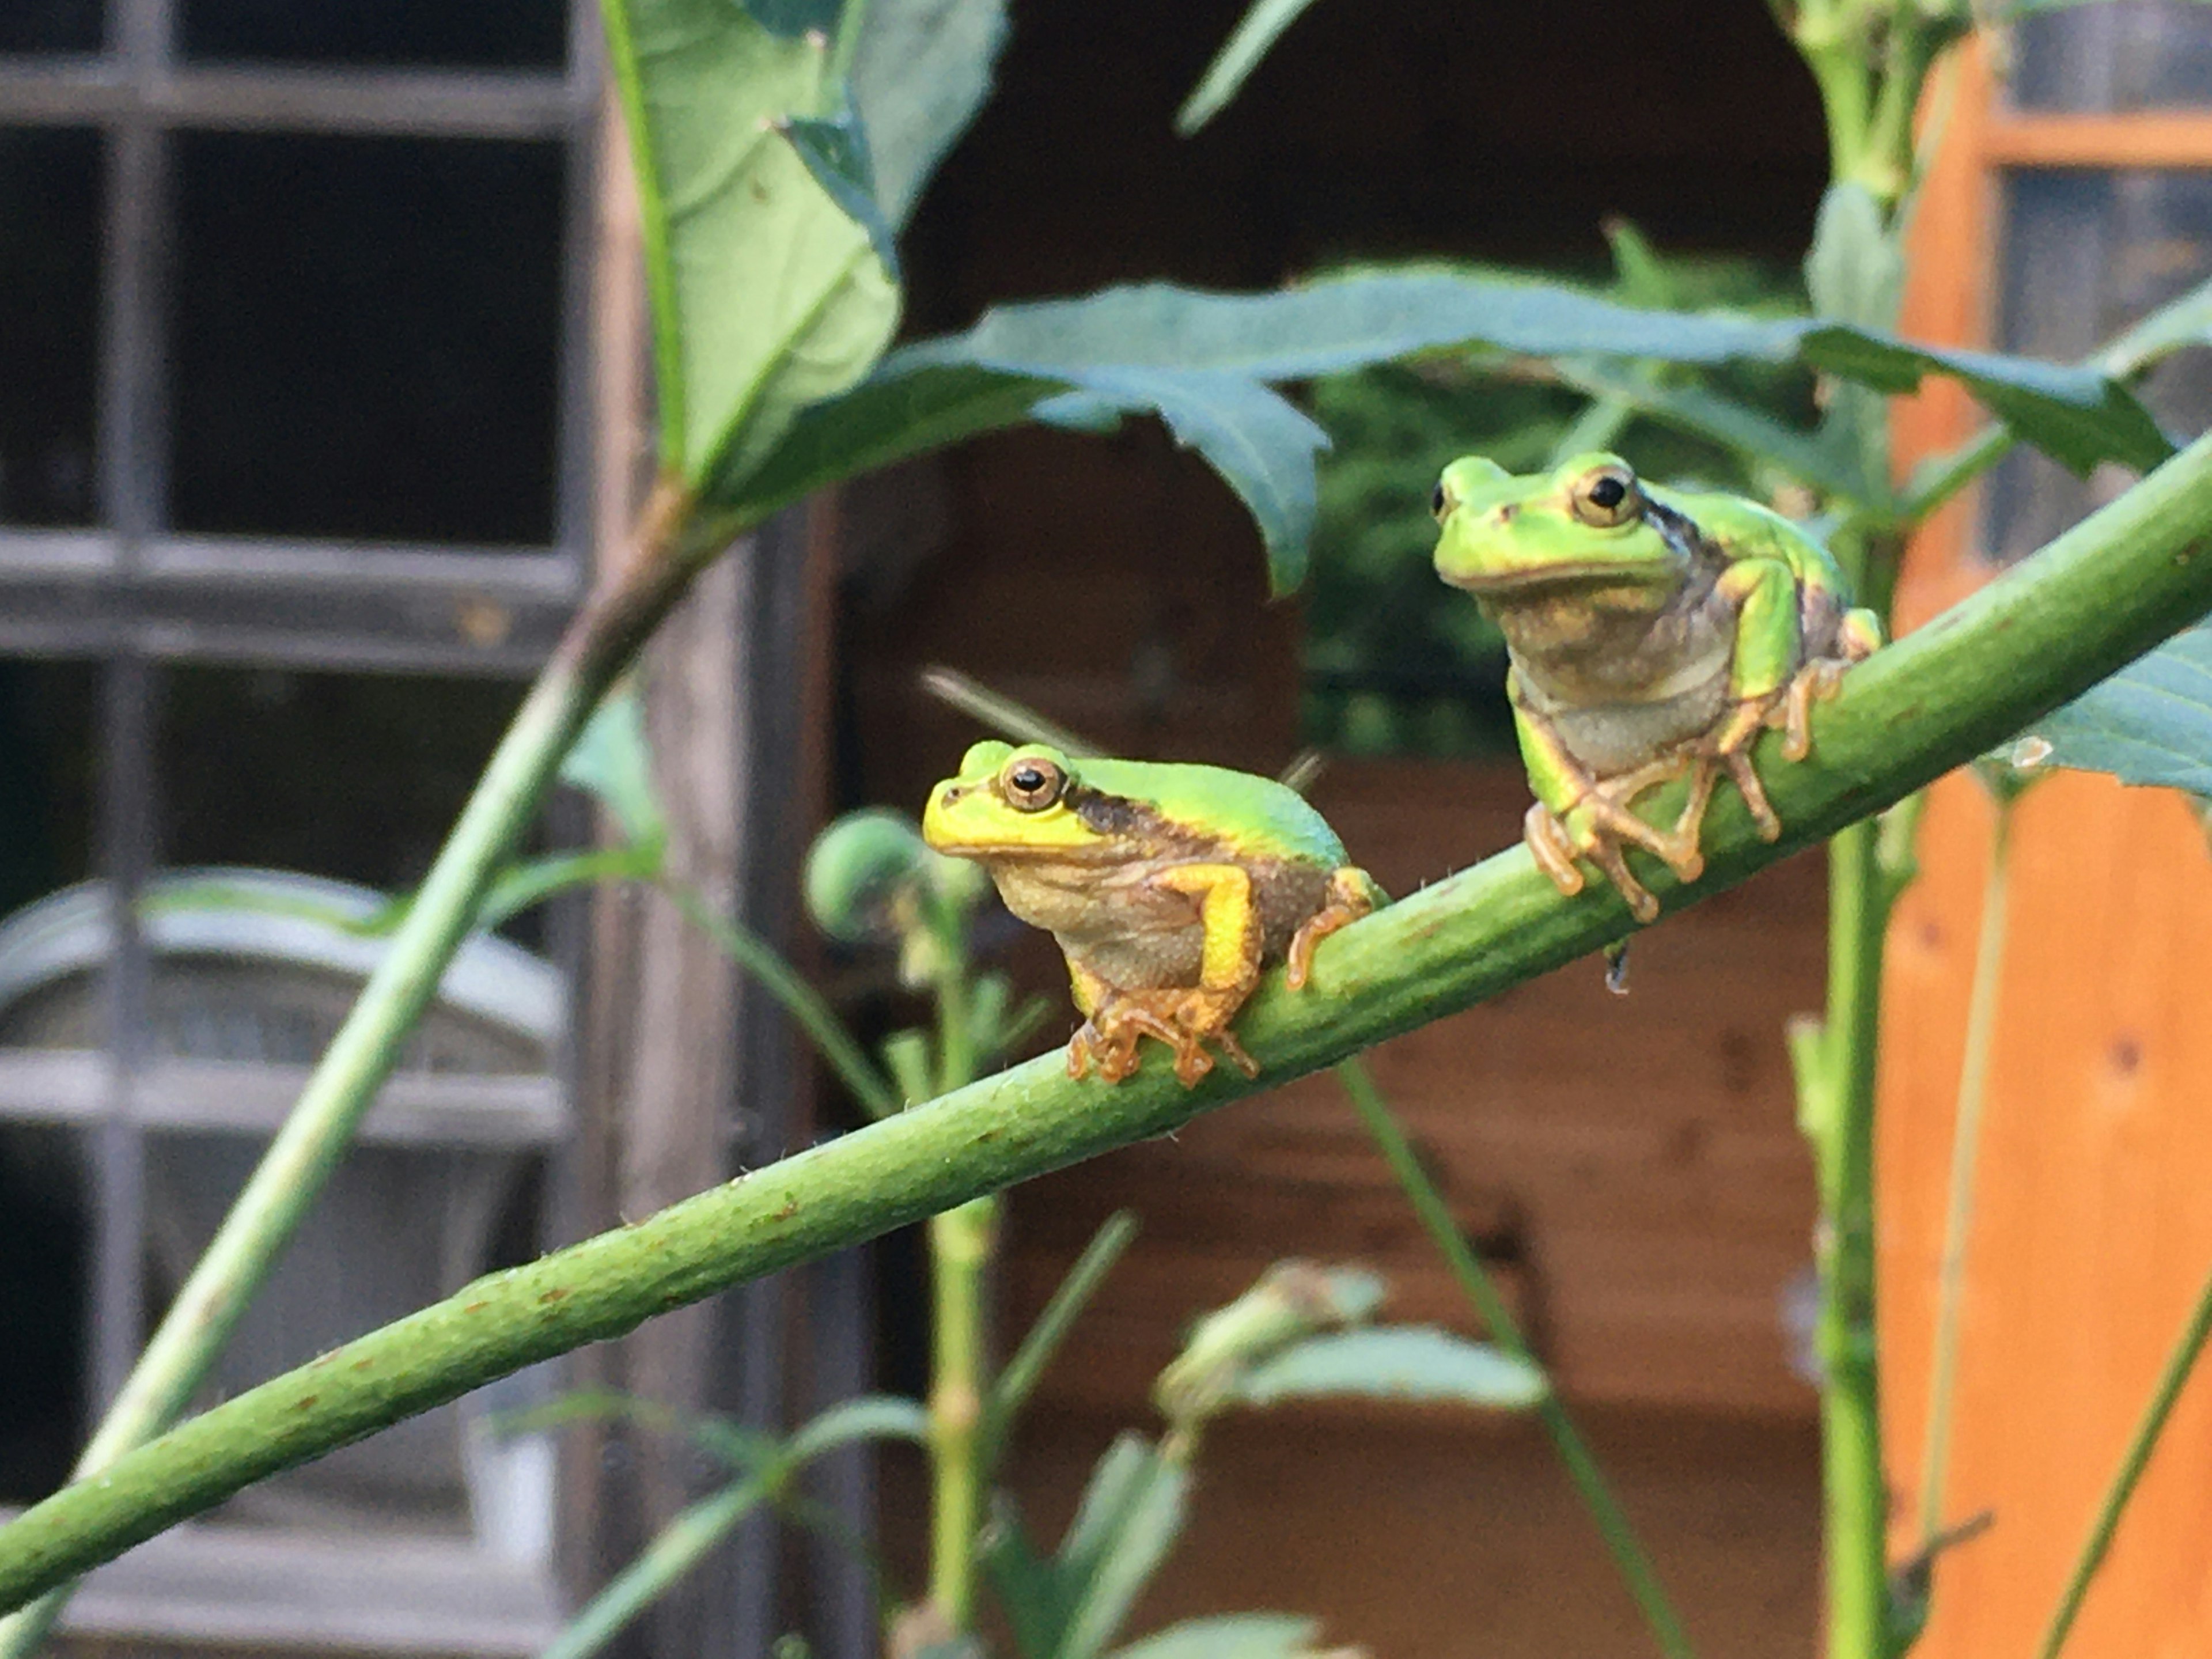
781,109,900,279
734,272,2169,589
743,0,841,33
1111,1615,1341,1659
1175,0,1327,135
2017,618,2212,796
851,0,1008,228
604,0,898,483
1228,1327,1546,1411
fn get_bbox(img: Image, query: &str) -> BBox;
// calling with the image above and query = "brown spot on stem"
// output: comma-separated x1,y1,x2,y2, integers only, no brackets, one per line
539,1286,570,1305
295,1395,319,1411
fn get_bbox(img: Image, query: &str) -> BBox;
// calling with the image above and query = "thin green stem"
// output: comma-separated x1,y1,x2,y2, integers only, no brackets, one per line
926,1197,994,1632
1809,817,1891,1659
659,877,902,1119
1334,1060,1696,1659
3,427,2212,1611
545,1476,770,1659
2036,1255,2212,1659
1916,798,2012,1548
981,1211,1139,1468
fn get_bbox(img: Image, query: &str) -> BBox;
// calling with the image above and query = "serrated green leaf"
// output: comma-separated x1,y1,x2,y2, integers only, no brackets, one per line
850,0,1007,228
604,0,899,484
1175,0,1327,135
2018,618,2212,796
1110,1615,1332,1659
1226,1327,1547,1411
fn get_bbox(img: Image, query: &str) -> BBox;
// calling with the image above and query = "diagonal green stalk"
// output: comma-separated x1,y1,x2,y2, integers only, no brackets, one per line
980,1210,1139,1468
2,426,2212,1611
2036,1254,2212,1659
1916,795,2013,1550
1334,1060,1695,1659
0,481,730,1658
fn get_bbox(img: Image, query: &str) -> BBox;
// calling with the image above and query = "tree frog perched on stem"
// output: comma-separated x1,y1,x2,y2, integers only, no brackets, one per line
1431,452,1881,923
922,741,1383,1086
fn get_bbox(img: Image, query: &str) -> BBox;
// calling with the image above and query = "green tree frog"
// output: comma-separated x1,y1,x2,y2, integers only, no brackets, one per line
922,741,1383,1086
1431,452,1881,922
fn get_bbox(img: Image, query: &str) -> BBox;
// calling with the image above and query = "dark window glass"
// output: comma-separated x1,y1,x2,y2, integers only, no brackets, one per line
170,135,564,547
1983,172,2212,565
2013,1,2212,111
157,667,525,897
180,0,564,70
0,0,101,54
0,661,96,916
0,129,101,529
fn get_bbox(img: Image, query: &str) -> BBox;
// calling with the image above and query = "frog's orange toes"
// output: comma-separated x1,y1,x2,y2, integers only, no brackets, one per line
1285,868,1382,990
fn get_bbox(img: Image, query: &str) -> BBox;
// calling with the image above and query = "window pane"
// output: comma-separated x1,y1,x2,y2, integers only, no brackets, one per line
2013,1,2212,111
1983,171,2212,565
171,135,565,547
0,0,101,55
180,0,564,70
158,667,527,896
0,128,100,529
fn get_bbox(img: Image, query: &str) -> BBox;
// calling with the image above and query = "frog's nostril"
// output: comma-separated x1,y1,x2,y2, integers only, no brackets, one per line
1495,504,1516,524
941,787,960,808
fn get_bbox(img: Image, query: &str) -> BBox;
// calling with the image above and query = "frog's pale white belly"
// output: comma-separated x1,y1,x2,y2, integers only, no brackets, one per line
1520,637,1736,779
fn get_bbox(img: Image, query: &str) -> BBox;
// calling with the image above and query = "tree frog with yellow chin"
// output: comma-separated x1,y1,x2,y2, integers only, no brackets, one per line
1431,452,1881,923
922,740,1383,1087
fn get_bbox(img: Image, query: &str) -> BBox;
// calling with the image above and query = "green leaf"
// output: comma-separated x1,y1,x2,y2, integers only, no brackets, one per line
560,685,666,848
1805,182,1903,333
780,1394,930,1464
1175,0,1327,135
780,109,901,280
1110,1615,1334,1659
742,0,842,38
1226,1327,1547,1411
850,0,1008,228
1558,361,1869,503
1055,1437,1191,1659
981,1499,1073,1659
1034,368,1330,592
2017,618,2212,796
2098,274,2212,379
603,0,899,484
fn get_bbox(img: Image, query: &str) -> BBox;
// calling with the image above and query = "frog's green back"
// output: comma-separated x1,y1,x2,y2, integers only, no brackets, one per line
1646,482,1851,593
1074,757,1348,866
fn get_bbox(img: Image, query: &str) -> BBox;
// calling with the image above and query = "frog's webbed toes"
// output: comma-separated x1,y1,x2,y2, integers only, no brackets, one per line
1775,658,1852,763
1721,748,1783,841
1524,804,1590,899
1074,986,1258,1088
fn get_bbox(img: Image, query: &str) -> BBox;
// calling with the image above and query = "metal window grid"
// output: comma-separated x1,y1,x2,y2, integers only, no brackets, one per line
0,0,603,1646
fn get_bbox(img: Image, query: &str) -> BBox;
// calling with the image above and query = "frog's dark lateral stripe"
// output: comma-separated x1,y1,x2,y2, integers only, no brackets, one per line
1067,786,1160,840
1641,495,1727,575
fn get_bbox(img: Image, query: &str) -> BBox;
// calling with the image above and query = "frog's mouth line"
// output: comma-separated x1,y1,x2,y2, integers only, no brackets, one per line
1441,562,1676,596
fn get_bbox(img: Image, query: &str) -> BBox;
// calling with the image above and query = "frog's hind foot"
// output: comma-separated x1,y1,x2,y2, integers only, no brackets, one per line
1069,987,1257,1088
1285,866,1384,989
1773,656,1851,764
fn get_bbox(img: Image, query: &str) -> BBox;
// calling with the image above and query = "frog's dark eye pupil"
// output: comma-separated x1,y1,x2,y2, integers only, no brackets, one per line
1430,483,1448,518
1590,476,1627,509
1012,767,1045,793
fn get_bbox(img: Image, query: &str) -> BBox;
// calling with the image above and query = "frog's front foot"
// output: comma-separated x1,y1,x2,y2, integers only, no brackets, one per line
1527,754,1713,924
1714,641,1873,840
1065,986,1260,1088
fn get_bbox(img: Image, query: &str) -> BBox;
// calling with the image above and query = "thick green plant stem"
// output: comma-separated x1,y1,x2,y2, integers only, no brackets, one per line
2035,1253,2212,1659
1803,817,1892,1659
0,481,732,1657
3,431,2212,1611
1916,797,2012,1548
1335,1061,1695,1659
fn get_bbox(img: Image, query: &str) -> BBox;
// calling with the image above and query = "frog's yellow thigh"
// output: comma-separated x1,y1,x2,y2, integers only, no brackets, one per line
1150,862,1263,992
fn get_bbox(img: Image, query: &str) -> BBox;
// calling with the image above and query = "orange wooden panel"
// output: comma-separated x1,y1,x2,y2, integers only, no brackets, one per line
1881,36,2212,1656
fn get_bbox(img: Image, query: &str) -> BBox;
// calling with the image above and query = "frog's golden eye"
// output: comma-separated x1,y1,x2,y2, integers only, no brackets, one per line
1569,464,1639,528
999,756,1066,812
1430,482,1450,521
